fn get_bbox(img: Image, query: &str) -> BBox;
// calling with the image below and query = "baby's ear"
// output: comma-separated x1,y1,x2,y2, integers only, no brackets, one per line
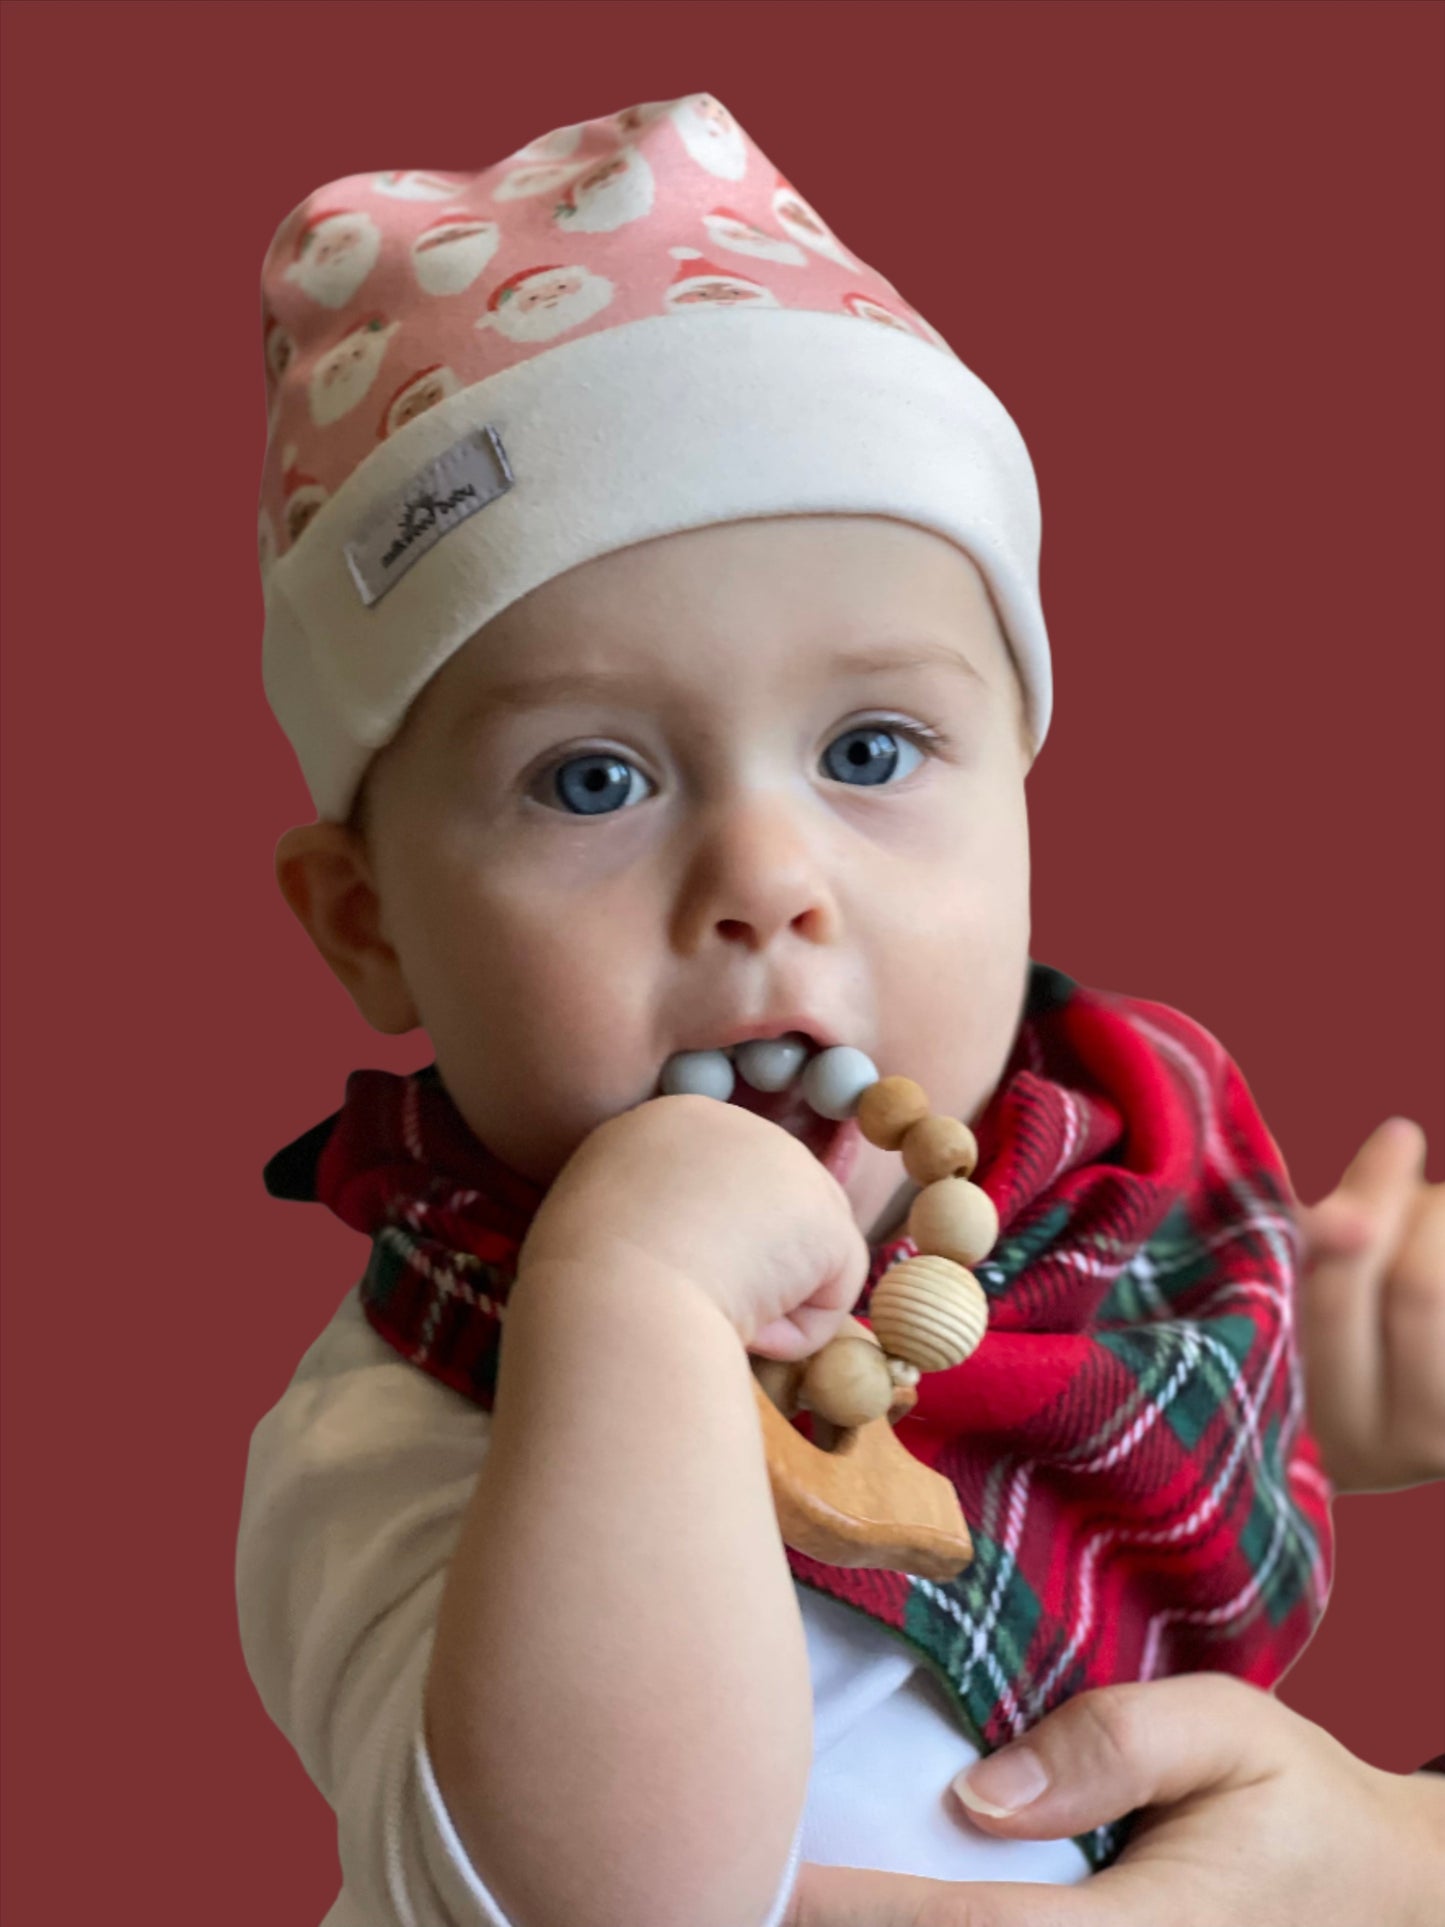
273,823,419,1035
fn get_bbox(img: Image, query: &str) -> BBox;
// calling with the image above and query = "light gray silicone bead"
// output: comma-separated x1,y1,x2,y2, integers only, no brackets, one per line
800,1045,879,1121
735,1035,810,1093
659,1048,735,1101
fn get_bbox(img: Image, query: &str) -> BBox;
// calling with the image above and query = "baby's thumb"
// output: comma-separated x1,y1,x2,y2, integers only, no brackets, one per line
951,1675,1277,1840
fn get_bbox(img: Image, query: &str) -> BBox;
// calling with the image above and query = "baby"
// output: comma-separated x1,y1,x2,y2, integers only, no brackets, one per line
238,94,1333,1927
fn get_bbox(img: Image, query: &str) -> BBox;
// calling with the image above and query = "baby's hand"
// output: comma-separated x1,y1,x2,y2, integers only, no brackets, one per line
517,1094,871,1361
1297,1118,1445,1493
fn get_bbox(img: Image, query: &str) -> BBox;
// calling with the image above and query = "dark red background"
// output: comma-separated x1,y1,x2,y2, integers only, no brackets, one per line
2,3,1441,1922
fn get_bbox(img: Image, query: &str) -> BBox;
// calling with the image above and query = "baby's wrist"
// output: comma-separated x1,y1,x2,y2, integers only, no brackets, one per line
514,1237,748,1348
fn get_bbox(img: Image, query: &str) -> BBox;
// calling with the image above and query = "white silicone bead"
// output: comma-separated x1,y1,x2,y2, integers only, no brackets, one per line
800,1045,879,1121
659,1049,735,1101
735,1035,810,1093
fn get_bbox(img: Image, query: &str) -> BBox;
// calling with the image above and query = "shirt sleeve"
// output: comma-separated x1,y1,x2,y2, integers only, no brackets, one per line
236,1289,804,1927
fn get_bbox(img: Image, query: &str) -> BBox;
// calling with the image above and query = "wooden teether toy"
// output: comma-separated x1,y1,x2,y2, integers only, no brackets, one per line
659,1043,996,1581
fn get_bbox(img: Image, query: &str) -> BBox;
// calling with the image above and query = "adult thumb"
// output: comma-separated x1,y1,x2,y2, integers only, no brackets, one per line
1298,1119,1427,1402
951,1674,1281,1842
1319,1117,1426,1226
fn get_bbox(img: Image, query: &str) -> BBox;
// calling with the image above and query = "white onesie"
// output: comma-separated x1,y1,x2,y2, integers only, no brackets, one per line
236,1286,1091,1927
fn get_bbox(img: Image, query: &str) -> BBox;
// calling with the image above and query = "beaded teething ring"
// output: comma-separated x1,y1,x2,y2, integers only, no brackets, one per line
658,1042,996,1580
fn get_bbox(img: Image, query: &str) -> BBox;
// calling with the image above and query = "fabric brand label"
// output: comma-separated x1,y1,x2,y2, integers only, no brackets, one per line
343,426,513,607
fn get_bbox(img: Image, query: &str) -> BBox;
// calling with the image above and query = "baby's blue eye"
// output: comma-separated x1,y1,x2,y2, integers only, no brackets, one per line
541,723,928,817
821,725,923,787
549,753,649,816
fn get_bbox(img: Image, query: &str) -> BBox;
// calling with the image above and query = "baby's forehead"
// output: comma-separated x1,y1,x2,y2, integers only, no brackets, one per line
457,530,1006,687
391,519,1034,784
426,629,1015,768
466,627,989,702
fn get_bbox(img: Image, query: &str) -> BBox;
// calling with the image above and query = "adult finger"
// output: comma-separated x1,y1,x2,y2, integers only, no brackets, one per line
1375,1179,1445,1486
786,1859,1109,1927
1390,1179,1445,1310
949,1674,1286,1842
1297,1119,1426,1448
1328,1117,1427,1219
1296,1191,1374,1264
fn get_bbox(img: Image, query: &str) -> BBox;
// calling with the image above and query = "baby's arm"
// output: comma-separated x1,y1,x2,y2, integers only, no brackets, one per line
423,1247,810,1927
237,1098,859,1927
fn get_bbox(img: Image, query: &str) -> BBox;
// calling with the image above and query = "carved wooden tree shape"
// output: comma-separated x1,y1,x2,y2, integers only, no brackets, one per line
752,1377,973,1582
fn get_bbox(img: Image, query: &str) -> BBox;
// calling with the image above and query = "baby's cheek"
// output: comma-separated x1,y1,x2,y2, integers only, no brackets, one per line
888,875,1030,1115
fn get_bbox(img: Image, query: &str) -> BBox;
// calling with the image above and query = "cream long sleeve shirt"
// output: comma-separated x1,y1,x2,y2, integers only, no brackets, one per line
236,1286,1090,1927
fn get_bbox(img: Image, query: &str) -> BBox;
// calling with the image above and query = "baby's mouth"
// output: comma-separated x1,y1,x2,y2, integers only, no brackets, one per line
656,1033,876,1182
727,1075,839,1160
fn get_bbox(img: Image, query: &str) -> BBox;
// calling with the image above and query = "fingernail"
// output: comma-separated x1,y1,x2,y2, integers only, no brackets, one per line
952,1744,1049,1817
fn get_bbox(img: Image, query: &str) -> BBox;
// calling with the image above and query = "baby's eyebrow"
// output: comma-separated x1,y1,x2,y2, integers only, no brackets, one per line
829,639,986,687
460,637,984,731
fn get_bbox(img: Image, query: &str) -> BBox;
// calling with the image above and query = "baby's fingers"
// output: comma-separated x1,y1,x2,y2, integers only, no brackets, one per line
749,1299,853,1362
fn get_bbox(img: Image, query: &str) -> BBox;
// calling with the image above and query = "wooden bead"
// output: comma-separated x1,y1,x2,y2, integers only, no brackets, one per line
857,1076,931,1151
906,1177,999,1269
839,1313,881,1348
800,1335,896,1428
869,1255,989,1372
900,1114,979,1186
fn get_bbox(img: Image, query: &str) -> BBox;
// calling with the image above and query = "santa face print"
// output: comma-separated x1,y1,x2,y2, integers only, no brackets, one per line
702,211,806,267
479,268,616,344
258,508,278,578
613,102,666,139
844,293,918,336
411,218,500,296
554,148,656,235
308,317,401,428
665,274,778,310
670,94,748,181
353,516,1033,1236
372,171,464,201
514,123,584,161
264,315,296,385
494,161,584,203
381,366,459,438
772,185,855,268
284,212,383,309
285,485,327,542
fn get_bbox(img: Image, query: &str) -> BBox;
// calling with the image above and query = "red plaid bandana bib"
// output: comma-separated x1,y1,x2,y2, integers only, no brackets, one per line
265,963,1334,1868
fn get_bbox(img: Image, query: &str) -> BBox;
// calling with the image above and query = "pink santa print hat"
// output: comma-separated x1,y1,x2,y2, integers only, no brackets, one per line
257,91,1052,822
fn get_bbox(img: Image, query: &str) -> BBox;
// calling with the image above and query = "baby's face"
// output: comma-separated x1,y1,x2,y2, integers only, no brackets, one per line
358,515,1033,1242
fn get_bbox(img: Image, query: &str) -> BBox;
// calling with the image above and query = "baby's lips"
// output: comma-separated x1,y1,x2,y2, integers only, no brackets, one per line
822,1116,862,1184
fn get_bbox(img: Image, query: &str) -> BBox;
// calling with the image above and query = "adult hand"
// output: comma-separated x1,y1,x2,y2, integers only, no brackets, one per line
783,1673,1445,1926
1297,1117,1445,1492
